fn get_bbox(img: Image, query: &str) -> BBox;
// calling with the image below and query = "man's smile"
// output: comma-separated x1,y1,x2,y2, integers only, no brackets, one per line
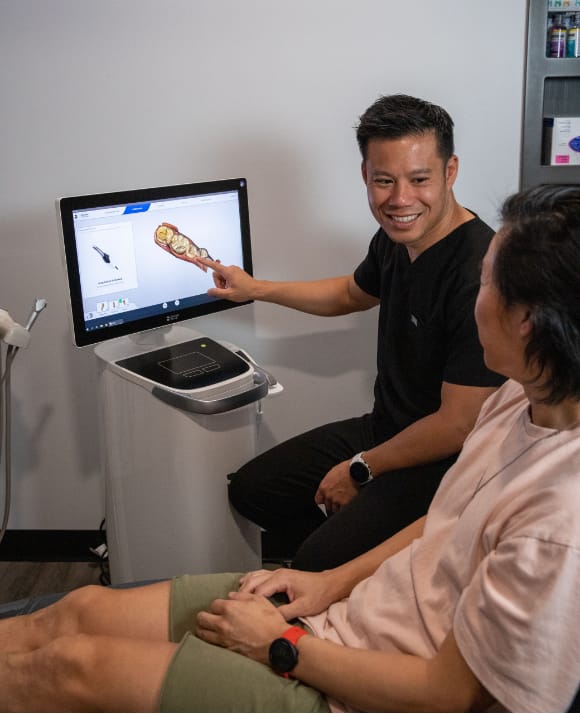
387,212,421,225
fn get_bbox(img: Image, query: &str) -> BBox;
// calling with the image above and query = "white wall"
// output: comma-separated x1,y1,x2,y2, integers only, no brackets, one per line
0,0,527,529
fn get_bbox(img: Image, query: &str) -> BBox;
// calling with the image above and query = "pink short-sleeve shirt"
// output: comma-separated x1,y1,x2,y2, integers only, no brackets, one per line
304,380,580,712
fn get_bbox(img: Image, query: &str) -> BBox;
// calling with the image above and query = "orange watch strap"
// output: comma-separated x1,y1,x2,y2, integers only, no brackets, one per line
278,625,308,678
280,625,308,646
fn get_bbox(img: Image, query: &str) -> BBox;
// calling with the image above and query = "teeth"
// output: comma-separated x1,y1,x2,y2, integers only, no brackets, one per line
391,214,418,223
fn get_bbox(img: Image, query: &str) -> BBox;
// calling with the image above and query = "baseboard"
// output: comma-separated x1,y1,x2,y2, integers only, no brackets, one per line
0,530,106,562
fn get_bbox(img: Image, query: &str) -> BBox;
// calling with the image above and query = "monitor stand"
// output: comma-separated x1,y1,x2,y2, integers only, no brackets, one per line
129,325,188,349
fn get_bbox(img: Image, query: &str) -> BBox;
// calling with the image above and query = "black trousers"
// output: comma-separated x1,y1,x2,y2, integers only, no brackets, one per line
228,414,457,571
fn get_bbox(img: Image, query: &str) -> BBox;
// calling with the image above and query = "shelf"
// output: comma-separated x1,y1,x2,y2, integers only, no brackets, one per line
533,56,580,75
528,165,580,182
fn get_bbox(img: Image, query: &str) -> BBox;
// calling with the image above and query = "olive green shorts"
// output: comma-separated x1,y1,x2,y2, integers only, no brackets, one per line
158,572,330,713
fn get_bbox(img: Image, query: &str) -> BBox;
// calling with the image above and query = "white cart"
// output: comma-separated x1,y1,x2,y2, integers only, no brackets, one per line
94,326,281,584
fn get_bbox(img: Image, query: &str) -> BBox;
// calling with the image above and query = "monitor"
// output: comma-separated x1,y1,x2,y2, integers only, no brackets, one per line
58,177,252,347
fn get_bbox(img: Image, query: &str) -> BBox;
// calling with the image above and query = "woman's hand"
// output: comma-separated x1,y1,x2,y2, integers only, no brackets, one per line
239,568,346,621
195,591,288,664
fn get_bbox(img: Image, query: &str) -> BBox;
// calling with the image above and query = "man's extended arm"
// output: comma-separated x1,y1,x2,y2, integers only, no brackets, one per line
194,257,379,316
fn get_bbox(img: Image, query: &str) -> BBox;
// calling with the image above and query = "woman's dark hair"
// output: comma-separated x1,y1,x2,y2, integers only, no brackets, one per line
495,184,580,404
355,94,455,163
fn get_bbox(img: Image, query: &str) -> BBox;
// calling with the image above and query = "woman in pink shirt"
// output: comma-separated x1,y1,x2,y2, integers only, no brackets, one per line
1,184,579,712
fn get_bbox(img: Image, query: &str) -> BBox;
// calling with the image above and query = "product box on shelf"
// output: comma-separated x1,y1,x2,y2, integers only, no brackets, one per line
546,117,580,165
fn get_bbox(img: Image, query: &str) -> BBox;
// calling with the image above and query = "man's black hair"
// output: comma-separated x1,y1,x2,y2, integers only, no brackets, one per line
356,94,455,162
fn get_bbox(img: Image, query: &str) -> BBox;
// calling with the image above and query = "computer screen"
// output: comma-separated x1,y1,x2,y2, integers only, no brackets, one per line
59,177,252,347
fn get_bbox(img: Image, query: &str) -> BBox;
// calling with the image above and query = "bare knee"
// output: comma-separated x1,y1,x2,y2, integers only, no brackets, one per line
13,634,102,711
47,633,95,681
32,585,107,639
60,584,107,613
33,634,168,712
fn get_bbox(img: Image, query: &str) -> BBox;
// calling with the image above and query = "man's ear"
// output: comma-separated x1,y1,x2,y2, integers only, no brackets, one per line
361,160,368,185
445,154,459,188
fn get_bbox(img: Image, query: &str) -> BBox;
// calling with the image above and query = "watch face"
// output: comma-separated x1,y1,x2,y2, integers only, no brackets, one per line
269,638,298,674
350,459,370,484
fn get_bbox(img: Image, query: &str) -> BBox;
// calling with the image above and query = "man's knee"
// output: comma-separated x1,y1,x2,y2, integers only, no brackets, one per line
228,462,298,530
228,465,262,518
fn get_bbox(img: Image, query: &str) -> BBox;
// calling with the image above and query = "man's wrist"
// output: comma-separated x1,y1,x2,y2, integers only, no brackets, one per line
349,451,374,486
253,278,277,302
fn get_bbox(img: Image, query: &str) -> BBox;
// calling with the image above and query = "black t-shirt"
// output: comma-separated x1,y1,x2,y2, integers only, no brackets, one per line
354,216,505,433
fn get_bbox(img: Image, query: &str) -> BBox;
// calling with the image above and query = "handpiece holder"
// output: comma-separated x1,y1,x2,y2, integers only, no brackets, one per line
0,310,31,348
0,299,47,348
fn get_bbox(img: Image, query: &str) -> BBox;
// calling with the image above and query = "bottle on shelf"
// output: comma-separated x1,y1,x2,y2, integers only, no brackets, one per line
567,13,580,57
547,13,556,54
549,13,568,57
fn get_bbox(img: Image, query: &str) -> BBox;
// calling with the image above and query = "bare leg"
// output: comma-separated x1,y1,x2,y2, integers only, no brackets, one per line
0,583,178,711
0,633,178,712
0,581,172,653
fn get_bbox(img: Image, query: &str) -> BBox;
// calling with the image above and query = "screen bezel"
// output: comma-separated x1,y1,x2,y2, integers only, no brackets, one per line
59,177,253,347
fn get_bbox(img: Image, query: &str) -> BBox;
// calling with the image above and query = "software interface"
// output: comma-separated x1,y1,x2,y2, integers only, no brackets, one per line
71,190,244,336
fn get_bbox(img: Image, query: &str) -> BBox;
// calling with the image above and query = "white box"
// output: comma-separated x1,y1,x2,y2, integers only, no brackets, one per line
550,117,580,166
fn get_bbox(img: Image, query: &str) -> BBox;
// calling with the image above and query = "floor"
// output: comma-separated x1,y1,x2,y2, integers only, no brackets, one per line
0,558,283,606
0,561,104,605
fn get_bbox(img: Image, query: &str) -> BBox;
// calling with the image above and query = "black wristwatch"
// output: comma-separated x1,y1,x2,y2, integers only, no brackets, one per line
349,452,373,486
269,626,308,678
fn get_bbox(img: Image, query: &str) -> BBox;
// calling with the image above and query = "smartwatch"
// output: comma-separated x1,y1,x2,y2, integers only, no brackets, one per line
269,625,308,677
349,452,373,486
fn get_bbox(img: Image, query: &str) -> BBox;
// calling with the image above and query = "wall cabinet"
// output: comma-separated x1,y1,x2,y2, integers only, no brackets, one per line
522,0,580,187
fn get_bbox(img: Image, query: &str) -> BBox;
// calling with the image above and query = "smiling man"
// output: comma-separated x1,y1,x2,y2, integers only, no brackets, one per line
196,94,505,570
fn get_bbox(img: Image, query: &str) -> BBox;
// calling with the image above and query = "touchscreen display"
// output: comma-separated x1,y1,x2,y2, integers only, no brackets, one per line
59,178,252,347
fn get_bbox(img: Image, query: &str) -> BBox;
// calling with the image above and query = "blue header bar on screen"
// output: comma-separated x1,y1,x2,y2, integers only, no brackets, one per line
123,203,151,215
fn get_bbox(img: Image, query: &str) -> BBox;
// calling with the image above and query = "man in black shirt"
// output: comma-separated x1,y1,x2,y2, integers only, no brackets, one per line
195,94,505,570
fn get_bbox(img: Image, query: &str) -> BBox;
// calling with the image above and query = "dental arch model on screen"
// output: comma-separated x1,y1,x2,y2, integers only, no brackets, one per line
154,222,214,264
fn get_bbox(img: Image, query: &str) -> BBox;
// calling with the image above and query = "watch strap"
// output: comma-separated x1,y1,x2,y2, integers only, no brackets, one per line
272,626,308,678
280,625,308,646
349,451,373,485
